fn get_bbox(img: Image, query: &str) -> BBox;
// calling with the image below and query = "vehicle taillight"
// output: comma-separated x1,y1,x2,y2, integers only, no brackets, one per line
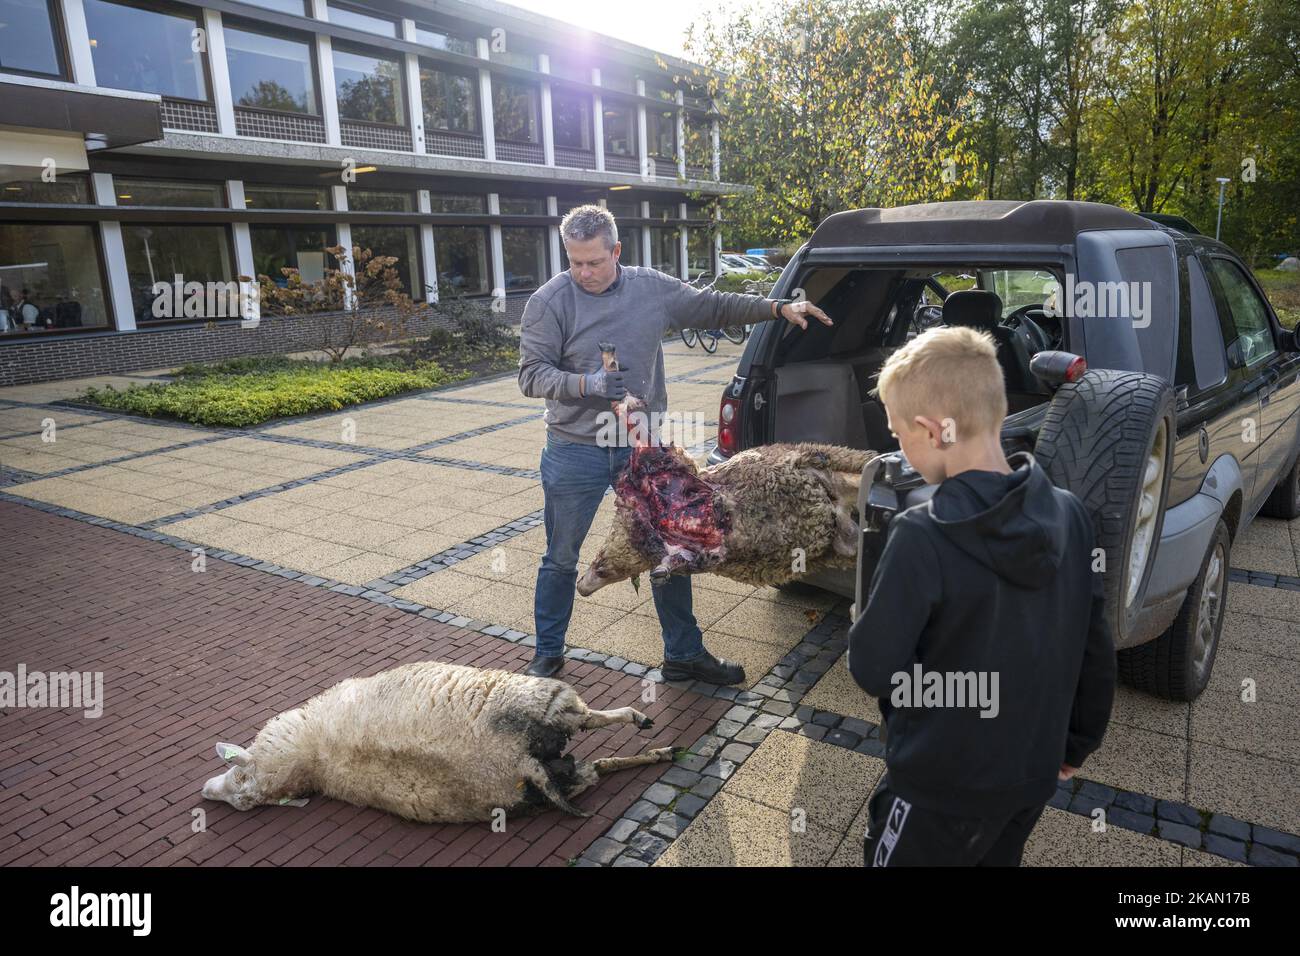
718,394,742,456
1065,356,1087,382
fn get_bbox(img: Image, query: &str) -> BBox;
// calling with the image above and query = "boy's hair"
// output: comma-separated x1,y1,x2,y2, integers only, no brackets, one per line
875,325,1008,440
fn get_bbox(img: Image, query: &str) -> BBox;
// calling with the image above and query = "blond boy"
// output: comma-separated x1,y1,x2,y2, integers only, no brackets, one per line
848,325,1115,866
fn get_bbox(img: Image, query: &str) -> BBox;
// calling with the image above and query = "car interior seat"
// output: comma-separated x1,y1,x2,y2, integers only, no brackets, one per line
941,290,1038,399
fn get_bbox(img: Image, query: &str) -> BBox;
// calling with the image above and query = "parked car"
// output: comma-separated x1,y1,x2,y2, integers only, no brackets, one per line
720,253,759,274
709,200,1300,700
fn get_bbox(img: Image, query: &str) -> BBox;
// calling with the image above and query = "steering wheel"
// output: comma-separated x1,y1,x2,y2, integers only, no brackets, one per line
1002,305,1054,353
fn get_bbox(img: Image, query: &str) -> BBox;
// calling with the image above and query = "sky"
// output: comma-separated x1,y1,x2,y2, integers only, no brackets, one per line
497,0,763,59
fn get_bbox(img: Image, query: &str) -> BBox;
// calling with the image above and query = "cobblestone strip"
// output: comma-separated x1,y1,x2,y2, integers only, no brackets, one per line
0,419,109,441
416,395,539,410
577,608,1300,868
11,434,232,482
665,359,739,384
363,510,546,590
1228,567,1300,591
0,464,46,488
575,611,849,866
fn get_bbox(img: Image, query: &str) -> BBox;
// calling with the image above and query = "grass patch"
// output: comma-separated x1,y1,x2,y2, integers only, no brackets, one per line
80,358,468,427
1256,269,1300,329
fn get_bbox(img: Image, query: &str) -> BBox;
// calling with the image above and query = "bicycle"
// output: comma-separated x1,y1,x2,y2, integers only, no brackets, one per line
678,272,750,351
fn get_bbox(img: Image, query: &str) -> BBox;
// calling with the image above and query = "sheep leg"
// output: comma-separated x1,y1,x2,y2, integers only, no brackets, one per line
590,747,676,775
578,706,654,731
521,757,593,817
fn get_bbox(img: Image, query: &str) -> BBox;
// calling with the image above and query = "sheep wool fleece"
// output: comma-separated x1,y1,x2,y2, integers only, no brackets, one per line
517,265,779,444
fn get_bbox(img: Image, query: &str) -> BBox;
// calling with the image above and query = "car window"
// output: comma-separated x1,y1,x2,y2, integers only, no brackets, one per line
977,269,1059,316
1178,255,1227,392
1207,257,1276,367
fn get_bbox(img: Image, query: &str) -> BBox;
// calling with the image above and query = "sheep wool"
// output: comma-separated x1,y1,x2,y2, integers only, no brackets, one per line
201,661,672,823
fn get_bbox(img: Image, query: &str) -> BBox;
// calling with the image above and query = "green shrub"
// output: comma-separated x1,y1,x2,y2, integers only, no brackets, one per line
80,360,466,427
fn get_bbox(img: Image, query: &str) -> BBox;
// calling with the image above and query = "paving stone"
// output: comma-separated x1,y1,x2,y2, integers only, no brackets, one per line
642,783,677,806
713,719,745,739
690,777,724,799
1047,789,1072,810
718,743,753,762
624,800,660,824
797,723,828,741
673,753,709,773
660,767,701,788
606,818,640,843
825,729,861,749
778,717,802,731
1248,844,1298,867
840,717,875,737
583,838,624,865
650,813,690,840
673,794,708,818
853,739,885,758
723,705,755,724
1155,800,1201,827
1207,814,1251,842
1156,820,1202,849
1105,808,1154,834
692,735,725,757
702,758,737,780
759,700,795,717
624,831,669,862
750,713,784,730
1112,791,1155,815
811,711,840,727
611,856,649,867
1069,793,1109,815
1201,833,1248,863
1076,780,1117,804
733,725,769,746
1251,826,1300,854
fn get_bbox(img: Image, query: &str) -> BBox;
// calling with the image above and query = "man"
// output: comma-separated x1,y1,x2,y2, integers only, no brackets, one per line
517,204,832,682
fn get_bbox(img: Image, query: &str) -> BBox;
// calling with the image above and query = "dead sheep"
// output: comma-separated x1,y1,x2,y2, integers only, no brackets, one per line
201,661,673,823
577,442,876,595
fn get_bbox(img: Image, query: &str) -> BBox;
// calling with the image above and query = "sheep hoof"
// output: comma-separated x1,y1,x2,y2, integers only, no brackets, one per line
636,715,654,730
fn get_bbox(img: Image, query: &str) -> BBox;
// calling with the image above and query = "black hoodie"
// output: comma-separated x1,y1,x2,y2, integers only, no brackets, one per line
847,451,1116,817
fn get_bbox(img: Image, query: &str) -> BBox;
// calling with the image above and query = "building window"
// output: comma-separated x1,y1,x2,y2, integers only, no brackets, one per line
112,178,225,207
488,47,536,70
251,225,336,284
603,100,636,157
499,196,544,216
239,0,306,14
121,224,234,322
648,201,677,221
493,79,539,142
333,47,404,125
83,0,208,101
326,3,397,38
650,105,676,162
0,0,65,77
502,227,546,291
432,226,488,295
347,189,413,212
351,225,420,297
650,227,678,275
429,193,485,214
243,185,329,210
0,224,109,334
687,227,711,279
414,26,476,56
0,175,91,203
226,25,318,115
604,200,638,218
419,64,477,133
552,90,591,150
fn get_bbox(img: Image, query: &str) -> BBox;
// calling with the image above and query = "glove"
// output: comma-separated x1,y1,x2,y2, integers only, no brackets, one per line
583,367,632,400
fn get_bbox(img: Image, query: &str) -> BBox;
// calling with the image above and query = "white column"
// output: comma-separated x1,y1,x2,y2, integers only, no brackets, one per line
546,195,561,277
640,199,651,268
477,37,496,162
226,180,255,281
591,67,605,173
636,78,649,180
711,105,721,181
401,20,425,154
202,10,235,136
675,91,686,180
59,0,96,85
713,202,722,274
488,192,504,298
92,173,136,331
313,0,341,146
333,185,354,307
538,53,555,167
418,189,437,303
678,201,688,279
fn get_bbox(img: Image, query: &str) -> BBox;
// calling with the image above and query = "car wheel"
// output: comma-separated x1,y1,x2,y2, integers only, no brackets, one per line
1033,369,1176,649
1117,519,1229,700
1260,453,1300,520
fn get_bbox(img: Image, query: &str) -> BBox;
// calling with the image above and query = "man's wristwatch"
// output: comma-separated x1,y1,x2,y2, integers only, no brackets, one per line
771,298,794,318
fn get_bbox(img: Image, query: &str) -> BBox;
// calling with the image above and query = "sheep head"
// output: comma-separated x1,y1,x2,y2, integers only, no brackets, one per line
577,444,730,595
201,743,265,811
202,741,310,811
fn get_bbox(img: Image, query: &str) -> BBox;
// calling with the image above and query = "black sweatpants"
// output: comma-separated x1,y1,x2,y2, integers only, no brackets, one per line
861,774,1046,867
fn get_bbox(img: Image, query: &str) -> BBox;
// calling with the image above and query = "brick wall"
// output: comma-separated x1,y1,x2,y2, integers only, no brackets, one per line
0,295,528,387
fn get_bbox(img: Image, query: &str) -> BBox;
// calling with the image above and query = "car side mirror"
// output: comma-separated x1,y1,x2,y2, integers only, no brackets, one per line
1225,338,1246,369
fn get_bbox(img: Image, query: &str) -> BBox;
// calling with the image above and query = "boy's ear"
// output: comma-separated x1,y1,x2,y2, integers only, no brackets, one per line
914,415,948,448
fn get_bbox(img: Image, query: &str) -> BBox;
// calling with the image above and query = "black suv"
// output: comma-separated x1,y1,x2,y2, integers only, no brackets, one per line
709,200,1300,701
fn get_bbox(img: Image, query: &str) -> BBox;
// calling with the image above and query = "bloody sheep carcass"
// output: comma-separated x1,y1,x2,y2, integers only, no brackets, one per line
575,441,877,596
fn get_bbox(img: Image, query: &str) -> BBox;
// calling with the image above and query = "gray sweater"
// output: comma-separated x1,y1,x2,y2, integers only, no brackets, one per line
517,265,779,444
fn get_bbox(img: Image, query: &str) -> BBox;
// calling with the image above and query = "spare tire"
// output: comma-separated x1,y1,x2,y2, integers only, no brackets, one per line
1033,369,1175,650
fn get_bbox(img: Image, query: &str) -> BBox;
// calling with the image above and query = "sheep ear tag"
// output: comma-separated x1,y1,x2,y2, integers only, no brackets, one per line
278,797,310,808
216,742,251,766
630,574,641,594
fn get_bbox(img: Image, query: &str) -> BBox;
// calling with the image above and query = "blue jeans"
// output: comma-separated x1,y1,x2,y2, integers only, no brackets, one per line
534,435,706,662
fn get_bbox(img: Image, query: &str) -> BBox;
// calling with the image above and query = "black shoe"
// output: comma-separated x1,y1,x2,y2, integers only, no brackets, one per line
525,655,565,679
661,650,746,686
